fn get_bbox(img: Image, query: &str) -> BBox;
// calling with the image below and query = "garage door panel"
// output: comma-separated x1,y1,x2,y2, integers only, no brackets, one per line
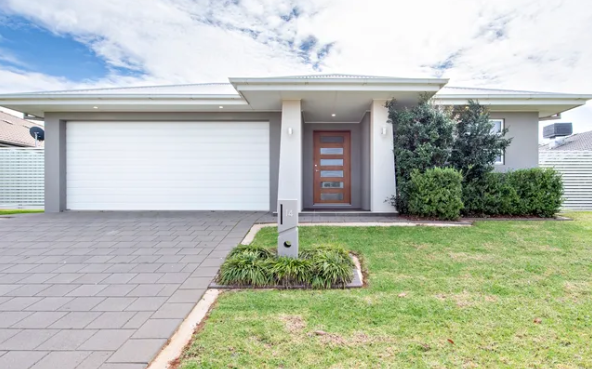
67,157,269,167
67,179,269,189
69,202,267,211
66,121,270,211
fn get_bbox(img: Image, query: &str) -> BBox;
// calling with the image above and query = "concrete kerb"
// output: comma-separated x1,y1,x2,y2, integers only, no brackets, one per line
146,219,471,369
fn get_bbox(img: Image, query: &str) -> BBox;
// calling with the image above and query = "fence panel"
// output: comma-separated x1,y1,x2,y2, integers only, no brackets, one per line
0,148,44,209
540,150,592,210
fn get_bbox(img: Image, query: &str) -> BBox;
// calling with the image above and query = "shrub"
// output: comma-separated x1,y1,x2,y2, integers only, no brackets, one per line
218,252,272,287
462,168,563,217
299,244,353,266
463,172,520,216
407,167,464,220
449,100,512,182
507,168,563,217
228,244,273,259
270,257,313,287
310,250,354,289
387,97,455,213
217,246,355,289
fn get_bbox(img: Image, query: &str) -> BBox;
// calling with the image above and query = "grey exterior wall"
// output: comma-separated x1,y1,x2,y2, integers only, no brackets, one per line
490,112,539,172
44,117,67,212
360,112,371,211
302,123,366,210
43,112,281,212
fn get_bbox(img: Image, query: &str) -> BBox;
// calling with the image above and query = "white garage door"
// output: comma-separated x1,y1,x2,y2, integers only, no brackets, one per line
66,121,270,210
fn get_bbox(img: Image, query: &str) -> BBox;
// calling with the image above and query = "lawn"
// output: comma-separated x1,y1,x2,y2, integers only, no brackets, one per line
0,209,43,215
179,213,592,369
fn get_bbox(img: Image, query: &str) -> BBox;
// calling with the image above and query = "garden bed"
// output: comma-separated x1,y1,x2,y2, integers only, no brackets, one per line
211,244,364,289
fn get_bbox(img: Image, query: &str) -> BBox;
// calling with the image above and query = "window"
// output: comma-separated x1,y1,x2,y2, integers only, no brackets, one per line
489,119,504,165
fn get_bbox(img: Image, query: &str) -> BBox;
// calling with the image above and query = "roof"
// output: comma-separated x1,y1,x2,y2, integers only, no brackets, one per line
0,112,44,147
19,83,239,96
435,85,586,98
540,130,592,151
0,74,590,119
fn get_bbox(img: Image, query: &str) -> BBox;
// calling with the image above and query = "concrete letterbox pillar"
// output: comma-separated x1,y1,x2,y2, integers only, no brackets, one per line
277,199,299,258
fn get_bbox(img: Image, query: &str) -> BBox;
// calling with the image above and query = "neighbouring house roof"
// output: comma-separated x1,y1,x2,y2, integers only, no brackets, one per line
540,130,592,151
0,111,44,147
0,74,590,119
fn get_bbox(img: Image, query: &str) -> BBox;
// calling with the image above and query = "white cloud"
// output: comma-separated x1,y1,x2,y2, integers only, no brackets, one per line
0,0,591,132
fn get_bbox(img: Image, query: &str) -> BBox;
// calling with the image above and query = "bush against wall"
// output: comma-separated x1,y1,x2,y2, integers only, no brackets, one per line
463,168,563,217
407,167,464,220
449,100,513,181
388,97,564,218
387,96,455,213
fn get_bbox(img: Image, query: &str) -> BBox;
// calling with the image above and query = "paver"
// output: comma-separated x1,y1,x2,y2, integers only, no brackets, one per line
78,330,135,351
30,351,91,369
0,351,48,369
0,211,263,368
132,319,182,339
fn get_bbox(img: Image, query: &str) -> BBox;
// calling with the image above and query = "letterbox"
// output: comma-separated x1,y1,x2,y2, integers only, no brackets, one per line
277,199,299,258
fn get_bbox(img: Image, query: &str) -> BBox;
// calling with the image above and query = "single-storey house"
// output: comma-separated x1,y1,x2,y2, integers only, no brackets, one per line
0,74,590,213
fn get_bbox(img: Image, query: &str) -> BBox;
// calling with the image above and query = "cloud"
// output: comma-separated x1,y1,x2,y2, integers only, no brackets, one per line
0,0,590,132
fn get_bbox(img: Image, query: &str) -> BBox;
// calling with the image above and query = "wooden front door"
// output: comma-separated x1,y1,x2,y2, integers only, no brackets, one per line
313,131,351,204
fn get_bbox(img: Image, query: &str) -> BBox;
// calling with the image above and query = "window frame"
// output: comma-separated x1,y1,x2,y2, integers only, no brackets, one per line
489,118,505,165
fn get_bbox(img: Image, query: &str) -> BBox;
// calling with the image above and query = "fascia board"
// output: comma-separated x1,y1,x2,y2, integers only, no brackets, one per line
234,84,444,92
229,77,449,84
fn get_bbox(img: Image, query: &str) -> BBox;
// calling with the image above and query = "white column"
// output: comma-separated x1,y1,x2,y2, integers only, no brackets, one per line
277,100,303,211
370,100,397,212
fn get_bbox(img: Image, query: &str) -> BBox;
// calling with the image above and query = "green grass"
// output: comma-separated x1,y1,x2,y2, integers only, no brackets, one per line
0,209,43,215
179,212,592,368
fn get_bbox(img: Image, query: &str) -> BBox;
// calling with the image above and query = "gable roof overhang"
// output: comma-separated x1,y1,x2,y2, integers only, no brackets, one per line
229,74,449,122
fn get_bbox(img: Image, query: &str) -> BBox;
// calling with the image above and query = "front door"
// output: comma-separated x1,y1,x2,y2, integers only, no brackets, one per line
313,131,351,204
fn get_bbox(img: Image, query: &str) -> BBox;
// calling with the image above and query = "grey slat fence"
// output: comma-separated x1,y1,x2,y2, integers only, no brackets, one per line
539,150,592,210
0,148,44,209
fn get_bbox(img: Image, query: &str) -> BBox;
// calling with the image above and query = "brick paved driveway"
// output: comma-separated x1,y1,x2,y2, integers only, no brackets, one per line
0,211,263,369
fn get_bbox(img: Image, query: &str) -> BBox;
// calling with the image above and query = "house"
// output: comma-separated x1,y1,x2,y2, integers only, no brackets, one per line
0,74,590,213
0,111,44,147
540,129,592,210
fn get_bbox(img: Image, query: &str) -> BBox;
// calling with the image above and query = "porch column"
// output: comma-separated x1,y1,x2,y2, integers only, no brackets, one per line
277,100,303,211
44,116,67,213
370,100,396,212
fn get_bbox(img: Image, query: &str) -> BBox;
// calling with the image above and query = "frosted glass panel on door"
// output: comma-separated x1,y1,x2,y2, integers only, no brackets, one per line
320,148,343,155
321,181,344,188
320,193,344,201
320,159,343,166
320,170,343,178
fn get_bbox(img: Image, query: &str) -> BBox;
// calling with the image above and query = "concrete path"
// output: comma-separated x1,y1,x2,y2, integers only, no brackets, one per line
0,211,262,369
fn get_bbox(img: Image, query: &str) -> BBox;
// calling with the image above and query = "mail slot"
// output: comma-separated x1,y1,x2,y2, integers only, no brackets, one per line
277,199,299,258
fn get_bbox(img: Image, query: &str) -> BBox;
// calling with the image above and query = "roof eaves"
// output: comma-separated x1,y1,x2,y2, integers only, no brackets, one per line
229,76,449,86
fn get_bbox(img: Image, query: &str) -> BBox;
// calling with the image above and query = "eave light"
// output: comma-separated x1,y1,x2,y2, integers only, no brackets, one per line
219,106,224,109
331,113,336,117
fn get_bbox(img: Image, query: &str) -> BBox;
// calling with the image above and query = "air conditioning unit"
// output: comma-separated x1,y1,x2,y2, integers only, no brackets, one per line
543,123,573,139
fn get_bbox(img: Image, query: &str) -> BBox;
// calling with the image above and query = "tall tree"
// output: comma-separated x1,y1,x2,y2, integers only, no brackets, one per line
387,96,455,213
449,100,512,181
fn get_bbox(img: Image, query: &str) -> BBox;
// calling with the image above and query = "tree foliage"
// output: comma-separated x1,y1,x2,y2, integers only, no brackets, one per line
387,96,455,213
449,100,513,181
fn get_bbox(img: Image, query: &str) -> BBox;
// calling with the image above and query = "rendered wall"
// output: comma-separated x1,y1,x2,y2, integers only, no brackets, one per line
490,112,539,171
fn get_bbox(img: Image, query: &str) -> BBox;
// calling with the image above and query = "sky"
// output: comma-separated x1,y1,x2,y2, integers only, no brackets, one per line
0,0,591,137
